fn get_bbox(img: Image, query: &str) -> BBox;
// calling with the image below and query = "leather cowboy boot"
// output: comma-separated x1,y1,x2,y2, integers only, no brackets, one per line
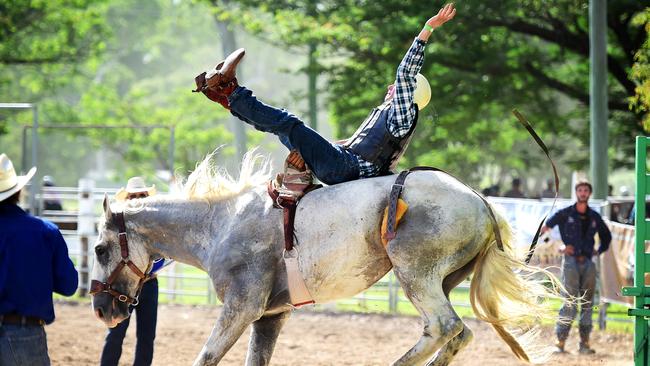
193,48,246,109
274,150,313,200
554,339,565,353
578,336,595,354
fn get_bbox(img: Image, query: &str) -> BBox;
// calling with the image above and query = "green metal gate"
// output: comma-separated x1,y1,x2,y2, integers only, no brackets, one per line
623,136,650,365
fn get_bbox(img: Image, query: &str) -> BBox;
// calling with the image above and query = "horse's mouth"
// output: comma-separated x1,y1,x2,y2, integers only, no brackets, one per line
92,293,130,327
94,307,128,328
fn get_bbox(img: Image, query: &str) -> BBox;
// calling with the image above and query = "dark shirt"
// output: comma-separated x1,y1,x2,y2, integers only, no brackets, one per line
545,203,612,257
0,203,78,324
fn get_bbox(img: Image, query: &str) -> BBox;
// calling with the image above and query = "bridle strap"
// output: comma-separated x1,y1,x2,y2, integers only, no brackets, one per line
89,210,152,305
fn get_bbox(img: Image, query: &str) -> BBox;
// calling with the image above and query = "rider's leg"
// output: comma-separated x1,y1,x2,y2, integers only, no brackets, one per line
196,50,360,185
228,87,359,185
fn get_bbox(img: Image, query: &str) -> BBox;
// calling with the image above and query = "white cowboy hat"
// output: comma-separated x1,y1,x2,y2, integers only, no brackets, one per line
114,176,156,201
414,73,431,110
0,153,36,202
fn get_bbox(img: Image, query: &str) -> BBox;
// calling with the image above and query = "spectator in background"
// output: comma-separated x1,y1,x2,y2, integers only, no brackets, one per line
540,178,556,198
481,184,501,197
0,153,78,366
503,177,527,198
100,177,167,366
42,175,63,211
541,180,612,355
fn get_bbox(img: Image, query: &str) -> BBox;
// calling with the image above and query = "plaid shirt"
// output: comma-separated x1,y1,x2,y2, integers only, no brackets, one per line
355,38,426,177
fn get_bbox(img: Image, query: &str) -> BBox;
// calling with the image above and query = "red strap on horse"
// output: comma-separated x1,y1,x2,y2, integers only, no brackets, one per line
267,181,298,251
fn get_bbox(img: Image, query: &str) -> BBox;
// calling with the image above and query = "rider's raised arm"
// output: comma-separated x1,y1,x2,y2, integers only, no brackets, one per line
418,3,456,43
390,3,456,138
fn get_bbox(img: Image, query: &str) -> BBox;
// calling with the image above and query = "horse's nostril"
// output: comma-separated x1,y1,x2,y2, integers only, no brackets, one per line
95,308,104,320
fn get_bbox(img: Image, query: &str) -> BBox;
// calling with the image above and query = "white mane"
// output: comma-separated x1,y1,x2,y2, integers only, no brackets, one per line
179,149,272,201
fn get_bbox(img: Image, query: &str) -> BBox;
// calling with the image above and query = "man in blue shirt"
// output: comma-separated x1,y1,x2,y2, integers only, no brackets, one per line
0,153,78,366
542,180,612,355
101,177,168,366
193,4,456,198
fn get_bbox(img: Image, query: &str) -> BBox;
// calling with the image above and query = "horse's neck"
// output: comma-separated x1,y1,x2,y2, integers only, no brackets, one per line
127,197,234,270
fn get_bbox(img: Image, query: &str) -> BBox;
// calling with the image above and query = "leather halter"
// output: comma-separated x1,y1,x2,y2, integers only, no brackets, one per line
89,211,152,305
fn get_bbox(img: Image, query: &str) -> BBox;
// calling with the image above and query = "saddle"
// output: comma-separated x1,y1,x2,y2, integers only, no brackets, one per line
267,150,321,252
267,150,321,307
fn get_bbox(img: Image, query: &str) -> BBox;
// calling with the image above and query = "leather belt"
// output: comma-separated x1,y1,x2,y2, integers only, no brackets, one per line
0,313,45,326
574,255,588,263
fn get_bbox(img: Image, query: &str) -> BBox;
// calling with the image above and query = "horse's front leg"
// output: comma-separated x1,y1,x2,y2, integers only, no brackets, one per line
192,260,276,366
192,291,265,366
245,311,291,366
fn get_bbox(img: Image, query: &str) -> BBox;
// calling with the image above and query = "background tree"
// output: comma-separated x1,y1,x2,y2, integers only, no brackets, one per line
631,8,650,131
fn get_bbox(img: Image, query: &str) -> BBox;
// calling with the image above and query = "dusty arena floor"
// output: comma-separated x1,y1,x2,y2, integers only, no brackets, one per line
48,302,632,365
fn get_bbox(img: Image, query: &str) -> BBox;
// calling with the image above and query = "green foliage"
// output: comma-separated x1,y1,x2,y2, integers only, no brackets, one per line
0,0,109,104
631,8,650,132
0,0,240,184
1,0,647,191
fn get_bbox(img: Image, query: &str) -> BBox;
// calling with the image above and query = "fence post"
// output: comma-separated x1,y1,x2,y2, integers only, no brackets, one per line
388,271,398,313
77,179,95,297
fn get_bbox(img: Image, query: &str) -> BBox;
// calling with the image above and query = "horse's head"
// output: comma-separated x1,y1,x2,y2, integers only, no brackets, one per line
90,194,153,328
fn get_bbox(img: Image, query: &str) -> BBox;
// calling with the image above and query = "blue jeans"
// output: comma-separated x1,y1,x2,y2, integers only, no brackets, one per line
0,324,50,366
555,256,597,342
100,278,159,366
229,86,360,185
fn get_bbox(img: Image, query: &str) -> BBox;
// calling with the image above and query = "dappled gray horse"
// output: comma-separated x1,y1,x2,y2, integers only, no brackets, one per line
91,153,559,366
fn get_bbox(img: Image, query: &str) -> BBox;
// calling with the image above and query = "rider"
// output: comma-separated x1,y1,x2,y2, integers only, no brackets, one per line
194,4,456,197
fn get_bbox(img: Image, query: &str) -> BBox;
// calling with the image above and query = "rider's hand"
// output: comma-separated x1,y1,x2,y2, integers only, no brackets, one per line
426,3,456,30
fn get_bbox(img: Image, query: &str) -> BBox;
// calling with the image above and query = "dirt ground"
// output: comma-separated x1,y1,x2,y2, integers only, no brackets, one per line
47,301,633,365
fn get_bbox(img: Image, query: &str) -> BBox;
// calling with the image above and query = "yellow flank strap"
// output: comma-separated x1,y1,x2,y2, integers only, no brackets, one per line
381,198,409,247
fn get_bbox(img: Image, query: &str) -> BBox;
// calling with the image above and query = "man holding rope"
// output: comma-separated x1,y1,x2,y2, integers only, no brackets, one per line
542,180,611,354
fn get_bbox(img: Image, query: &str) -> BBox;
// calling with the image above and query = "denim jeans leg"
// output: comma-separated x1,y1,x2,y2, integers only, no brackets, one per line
556,256,579,341
287,125,359,185
578,260,596,339
134,278,159,366
229,86,359,184
229,87,304,138
0,325,50,366
100,314,131,366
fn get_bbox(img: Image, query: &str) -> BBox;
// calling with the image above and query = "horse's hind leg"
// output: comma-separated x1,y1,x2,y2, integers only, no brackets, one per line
390,270,464,366
424,258,477,366
425,324,473,366
245,311,291,366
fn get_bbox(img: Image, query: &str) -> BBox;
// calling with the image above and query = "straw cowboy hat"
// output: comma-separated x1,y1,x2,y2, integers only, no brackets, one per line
0,153,36,202
414,73,431,110
114,176,156,201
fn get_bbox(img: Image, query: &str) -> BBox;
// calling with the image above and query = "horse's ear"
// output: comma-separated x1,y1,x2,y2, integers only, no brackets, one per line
103,193,112,218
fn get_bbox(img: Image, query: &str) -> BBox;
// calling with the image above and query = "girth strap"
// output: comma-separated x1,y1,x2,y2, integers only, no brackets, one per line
384,170,410,241
384,167,505,252
267,181,300,251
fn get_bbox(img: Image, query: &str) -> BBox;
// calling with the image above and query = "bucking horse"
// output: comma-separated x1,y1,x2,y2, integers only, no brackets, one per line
90,152,561,365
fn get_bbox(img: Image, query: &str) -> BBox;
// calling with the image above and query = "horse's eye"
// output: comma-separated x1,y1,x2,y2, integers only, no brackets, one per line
95,246,107,257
